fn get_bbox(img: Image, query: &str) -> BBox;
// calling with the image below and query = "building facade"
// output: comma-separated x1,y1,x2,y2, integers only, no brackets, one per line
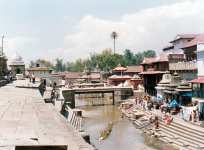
190,43,204,120
9,53,25,78
27,67,52,80
0,55,7,79
140,54,169,96
163,34,197,54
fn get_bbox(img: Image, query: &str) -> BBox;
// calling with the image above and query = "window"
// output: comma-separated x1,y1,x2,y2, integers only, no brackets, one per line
193,83,204,98
197,51,204,61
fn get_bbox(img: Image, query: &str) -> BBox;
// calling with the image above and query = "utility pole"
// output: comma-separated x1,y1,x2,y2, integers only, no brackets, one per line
1,35,4,56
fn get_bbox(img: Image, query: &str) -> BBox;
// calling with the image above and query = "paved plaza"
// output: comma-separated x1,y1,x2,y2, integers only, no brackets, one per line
0,83,93,150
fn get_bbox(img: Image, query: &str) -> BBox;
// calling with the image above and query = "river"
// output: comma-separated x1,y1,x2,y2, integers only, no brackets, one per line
78,105,155,150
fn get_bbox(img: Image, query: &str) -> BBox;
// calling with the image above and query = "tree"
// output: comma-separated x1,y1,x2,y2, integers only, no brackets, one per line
135,52,144,65
111,31,118,54
29,59,54,68
143,50,156,58
55,58,65,72
123,49,135,66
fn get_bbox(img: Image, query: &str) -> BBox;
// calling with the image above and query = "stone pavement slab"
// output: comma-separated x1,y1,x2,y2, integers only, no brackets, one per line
0,84,93,150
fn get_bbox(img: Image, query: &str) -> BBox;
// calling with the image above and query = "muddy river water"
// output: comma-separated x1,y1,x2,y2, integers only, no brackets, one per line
79,105,155,150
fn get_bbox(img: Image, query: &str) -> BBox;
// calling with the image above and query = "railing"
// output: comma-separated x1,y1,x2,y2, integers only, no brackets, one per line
169,61,197,71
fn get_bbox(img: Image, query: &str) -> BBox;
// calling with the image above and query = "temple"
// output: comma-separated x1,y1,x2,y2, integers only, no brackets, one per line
9,53,25,78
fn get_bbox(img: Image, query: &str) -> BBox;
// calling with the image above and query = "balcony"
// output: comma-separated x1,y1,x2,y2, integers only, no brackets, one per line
169,61,197,71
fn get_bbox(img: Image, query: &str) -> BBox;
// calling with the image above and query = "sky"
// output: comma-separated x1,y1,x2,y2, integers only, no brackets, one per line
0,0,204,64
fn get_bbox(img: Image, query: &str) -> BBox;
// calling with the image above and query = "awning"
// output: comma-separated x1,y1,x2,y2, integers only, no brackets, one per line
139,71,166,75
190,77,204,84
181,92,192,97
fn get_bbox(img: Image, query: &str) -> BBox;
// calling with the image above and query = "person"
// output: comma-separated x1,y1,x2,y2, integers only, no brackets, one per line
29,73,32,82
135,97,138,105
31,73,35,84
149,113,154,124
192,110,197,122
164,114,173,125
154,116,159,129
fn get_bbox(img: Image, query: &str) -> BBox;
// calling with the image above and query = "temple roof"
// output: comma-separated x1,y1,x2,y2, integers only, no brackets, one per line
182,34,204,49
125,65,143,73
141,53,168,65
170,34,197,43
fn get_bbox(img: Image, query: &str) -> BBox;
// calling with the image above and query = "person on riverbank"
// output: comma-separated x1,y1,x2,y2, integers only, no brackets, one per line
154,116,159,129
149,113,154,124
163,114,173,125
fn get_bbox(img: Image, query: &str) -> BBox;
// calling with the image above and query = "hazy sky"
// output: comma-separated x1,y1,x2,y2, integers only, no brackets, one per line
1,0,204,64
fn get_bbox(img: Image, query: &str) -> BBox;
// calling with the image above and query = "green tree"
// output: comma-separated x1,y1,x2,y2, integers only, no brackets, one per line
143,50,156,58
29,59,54,68
123,49,135,65
55,58,65,72
135,52,144,65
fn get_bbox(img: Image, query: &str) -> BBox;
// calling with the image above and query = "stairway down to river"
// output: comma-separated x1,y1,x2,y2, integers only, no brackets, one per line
138,109,204,150
157,119,204,150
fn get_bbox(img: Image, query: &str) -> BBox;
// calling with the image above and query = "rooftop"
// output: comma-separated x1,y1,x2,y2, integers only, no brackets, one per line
125,65,143,73
182,34,204,48
190,77,204,84
170,34,198,43
141,53,168,65
27,67,52,71
64,72,82,79
139,70,166,75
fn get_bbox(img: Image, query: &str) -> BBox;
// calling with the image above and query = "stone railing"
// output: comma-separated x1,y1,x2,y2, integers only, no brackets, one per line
0,80,7,87
169,61,197,71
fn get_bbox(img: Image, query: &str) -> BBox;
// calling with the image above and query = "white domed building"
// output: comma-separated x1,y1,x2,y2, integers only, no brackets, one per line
9,53,25,77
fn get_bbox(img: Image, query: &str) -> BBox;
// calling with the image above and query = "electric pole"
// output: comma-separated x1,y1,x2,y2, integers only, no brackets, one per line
1,35,4,56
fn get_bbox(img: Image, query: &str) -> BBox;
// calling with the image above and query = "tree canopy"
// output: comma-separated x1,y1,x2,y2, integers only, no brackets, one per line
29,49,156,72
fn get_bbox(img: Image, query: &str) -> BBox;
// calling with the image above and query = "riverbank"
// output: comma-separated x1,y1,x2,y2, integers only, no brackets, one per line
80,105,156,150
120,99,204,150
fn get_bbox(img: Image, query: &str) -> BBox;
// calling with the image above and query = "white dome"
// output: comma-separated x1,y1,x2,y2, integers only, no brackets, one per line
10,52,25,66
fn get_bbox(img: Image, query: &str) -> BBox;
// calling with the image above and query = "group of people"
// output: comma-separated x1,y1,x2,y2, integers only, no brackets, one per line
135,95,175,128
135,95,153,111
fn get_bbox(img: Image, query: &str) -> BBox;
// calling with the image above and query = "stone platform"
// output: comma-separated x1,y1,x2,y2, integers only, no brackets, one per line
0,83,93,150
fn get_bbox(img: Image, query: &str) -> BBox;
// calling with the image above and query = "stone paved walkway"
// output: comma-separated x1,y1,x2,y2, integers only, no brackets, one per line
0,84,93,150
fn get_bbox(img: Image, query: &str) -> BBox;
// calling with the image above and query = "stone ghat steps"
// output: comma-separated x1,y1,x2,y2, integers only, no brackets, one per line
171,120,204,135
159,121,204,142
158,122,204,150
132,107,204,149
158,126,203,149
159,136,198,150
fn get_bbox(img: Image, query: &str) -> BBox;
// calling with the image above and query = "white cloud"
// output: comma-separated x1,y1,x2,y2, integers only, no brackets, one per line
62,0,204,61
5,36,37,63
3,0,204,64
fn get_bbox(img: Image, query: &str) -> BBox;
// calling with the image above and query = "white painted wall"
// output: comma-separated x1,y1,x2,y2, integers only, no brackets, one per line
197,43,204,76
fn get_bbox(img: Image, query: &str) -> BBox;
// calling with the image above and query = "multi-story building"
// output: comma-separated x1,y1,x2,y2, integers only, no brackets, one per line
163,34,198,54
163,34,204,81
190,43,204,120
140,54,169,95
